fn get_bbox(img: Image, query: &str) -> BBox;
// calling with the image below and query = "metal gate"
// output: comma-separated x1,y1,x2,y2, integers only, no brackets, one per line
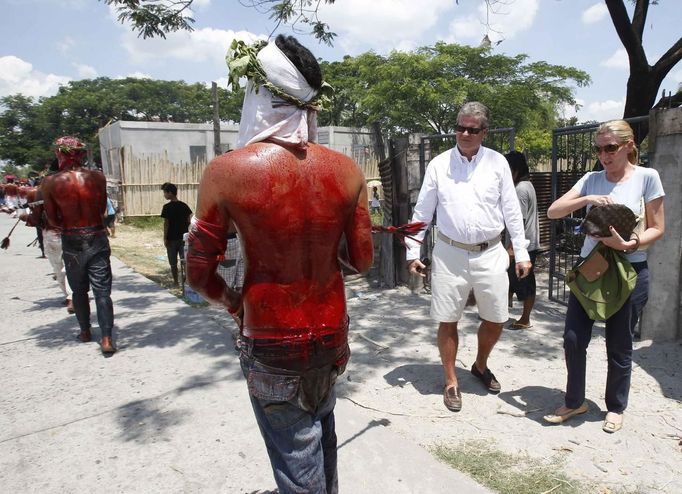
548,116,649,305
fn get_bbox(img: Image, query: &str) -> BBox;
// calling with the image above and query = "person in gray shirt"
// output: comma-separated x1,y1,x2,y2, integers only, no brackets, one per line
544,119,665,433
504,151,539,330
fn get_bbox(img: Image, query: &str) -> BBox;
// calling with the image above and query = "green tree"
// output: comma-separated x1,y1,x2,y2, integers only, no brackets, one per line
0,95,54,168
0,78,243,169
101,1,511,45
101,0,680,133
319,43,589,139
101,0,340,43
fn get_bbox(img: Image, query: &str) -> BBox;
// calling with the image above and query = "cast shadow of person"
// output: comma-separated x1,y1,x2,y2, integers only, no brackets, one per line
498,385,601,426
633,339,682,403
383,363,492,397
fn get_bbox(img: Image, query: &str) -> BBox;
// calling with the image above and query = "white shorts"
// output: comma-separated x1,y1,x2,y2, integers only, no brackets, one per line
430,239,510,324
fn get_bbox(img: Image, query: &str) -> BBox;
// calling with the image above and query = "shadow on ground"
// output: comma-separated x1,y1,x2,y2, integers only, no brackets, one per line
27,270,234,358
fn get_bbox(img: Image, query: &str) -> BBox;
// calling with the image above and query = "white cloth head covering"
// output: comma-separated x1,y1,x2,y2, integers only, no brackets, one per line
237,41,319,149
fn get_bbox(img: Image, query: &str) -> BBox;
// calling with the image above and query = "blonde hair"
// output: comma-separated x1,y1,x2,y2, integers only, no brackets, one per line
595,119,639,165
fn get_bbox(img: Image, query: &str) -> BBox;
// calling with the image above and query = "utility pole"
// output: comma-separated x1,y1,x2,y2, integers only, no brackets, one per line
212,82,221,157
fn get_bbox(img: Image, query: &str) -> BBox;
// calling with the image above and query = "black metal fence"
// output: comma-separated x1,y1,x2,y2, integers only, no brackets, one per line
548,116,649,305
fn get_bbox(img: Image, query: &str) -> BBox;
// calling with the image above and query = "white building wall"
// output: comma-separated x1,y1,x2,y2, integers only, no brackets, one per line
98,122,379,182
98,121,240,181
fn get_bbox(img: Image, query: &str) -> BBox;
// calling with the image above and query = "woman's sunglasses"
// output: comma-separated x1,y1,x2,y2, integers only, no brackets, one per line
593,143,624,154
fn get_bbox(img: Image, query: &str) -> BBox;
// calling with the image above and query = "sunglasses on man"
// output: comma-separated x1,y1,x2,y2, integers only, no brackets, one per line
455,125,485,135
593,143,625,154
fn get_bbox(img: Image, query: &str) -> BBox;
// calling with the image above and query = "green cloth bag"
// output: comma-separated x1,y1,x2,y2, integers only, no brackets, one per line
567,244,637,321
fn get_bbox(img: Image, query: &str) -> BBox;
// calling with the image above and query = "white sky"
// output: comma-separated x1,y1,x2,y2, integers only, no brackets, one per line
1,0,681,124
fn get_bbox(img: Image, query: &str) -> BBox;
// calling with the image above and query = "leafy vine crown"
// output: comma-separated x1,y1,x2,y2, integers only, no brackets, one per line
226,39,333,111
54,136,86,154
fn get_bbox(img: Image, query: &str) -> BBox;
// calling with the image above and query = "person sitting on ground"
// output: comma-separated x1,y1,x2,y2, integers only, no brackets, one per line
160,182,192,287
2,181,19,213
504,151,539,330
544,119,665,433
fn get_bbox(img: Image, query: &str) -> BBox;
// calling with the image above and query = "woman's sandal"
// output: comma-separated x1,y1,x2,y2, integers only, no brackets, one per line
543,402,588,424
602,412,623,433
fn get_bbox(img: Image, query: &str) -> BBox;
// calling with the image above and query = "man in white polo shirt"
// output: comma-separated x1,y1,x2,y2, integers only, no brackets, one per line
407,101,531,412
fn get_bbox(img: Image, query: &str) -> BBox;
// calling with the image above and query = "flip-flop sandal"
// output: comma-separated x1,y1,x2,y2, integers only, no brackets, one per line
509,320,533,330
602,412,623,433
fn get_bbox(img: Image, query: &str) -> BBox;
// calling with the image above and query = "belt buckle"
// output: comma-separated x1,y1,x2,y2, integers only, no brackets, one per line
477,241,488,251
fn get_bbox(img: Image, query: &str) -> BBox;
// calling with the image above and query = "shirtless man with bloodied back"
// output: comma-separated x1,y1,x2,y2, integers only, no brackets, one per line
186,36,373,493
42,136,116,356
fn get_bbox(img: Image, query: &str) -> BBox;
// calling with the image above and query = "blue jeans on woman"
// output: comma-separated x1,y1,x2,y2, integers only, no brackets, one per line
240,354,340,494
563,261,647,413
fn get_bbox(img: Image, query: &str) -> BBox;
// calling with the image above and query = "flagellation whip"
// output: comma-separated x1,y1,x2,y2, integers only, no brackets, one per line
1,218,22,249
338,222,428,274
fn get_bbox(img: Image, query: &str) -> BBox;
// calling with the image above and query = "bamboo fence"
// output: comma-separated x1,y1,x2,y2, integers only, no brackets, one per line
116,143,380,217
119,148,207,217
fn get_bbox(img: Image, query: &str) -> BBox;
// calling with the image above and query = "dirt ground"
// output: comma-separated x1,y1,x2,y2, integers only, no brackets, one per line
334,272,682,494
111,222,682,493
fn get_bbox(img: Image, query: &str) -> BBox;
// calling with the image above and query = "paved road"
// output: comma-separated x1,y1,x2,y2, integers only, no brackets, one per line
0,214,491,493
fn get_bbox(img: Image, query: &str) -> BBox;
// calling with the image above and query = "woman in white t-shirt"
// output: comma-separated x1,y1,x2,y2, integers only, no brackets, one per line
544,120,665,433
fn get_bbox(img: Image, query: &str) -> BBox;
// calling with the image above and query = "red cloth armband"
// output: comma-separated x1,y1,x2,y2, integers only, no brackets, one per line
186,217,227,262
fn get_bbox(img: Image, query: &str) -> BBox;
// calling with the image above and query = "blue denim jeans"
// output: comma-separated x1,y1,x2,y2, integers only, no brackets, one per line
628,262,649,338
240,354,340,494
563,261,647,413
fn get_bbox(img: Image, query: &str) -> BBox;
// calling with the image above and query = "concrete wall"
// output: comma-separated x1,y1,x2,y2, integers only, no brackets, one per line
98,122,378,181
641,107,682,340
317,126,379,179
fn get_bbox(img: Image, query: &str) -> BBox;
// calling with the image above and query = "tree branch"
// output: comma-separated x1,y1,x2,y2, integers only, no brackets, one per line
652,36,682,80
604,0,648,67
631,0,650,41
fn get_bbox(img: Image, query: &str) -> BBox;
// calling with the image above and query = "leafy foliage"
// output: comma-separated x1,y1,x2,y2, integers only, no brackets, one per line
101,0,339,44
318,43,589,147
0,78,243,169
243,0,338,45
226,39,334,110
99,0,680,133
101,0,196,39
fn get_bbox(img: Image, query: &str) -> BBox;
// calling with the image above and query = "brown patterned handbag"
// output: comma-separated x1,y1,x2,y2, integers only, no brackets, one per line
580,204,637,239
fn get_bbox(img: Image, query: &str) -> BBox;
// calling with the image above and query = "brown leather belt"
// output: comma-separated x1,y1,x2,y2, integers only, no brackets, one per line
437,231,501,252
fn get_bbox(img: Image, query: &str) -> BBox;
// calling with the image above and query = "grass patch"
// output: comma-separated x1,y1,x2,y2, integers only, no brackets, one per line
370,210,383,226
122,216,164,229
109,221,184,299
431,440,625,494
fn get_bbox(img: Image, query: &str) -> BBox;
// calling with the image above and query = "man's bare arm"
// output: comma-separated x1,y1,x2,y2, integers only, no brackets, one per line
163,218,169,247
41,180,60,228
344,180,374,274
185,163,241,314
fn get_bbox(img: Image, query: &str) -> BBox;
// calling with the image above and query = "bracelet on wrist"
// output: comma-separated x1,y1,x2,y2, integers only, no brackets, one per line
624,233,640,253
